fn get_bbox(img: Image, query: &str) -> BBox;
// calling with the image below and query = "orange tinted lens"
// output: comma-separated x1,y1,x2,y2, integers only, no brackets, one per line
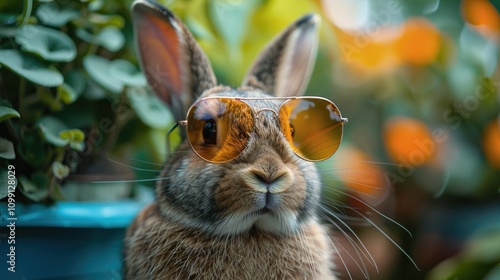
280,98,344,161
186,98,254,163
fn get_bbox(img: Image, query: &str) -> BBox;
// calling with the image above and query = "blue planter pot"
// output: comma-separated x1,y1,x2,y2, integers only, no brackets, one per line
0,200,148,280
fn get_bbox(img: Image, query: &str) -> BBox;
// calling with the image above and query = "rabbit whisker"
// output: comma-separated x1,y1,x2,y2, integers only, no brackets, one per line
320,225,355,280
326,188,413,238
319,204,378,272
322,177,386,191
322,187,420,271
354,209,420,271
124,157,169,167
92,176,171,184
329,159,411,168
322,183,385,202
329,227,371,280
105,157,163,172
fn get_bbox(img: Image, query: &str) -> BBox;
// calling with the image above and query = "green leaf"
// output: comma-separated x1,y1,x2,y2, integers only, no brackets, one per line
59,129,85,151
0,137,15,159
0,106,20,122
83,55,124,94
36,2,79,27
36,117,85,151
65,70,86,96
84,79,107,100
465,230,500,262
88,0,104,12
58,83,78,104
127,87,172,129
96,26,125,52
0,99,13,107
75,28,94,43
486,266,500,280
58,70,86,104
16,25,77,62
37,116,69,147
76,27,125,52
89,13,125,29
459,25,498,77
59,129,85,142
0,49,63,87
404,0,440,15
109,59,146,87
19,174,50,202
185,18,216,42
0,27,17,38
17,132,47,168
209,0,260,52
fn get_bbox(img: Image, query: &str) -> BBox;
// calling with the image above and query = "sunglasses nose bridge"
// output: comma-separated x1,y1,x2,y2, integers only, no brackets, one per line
254,108,279,119
254,108,282,128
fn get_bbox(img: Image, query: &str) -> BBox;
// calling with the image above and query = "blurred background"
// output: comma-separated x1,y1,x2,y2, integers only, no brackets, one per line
1,0,499,279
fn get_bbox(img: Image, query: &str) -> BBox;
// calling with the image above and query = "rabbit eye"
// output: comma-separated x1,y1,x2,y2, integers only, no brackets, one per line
203,119,217,145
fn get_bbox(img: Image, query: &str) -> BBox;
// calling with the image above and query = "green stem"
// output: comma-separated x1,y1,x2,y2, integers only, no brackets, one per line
45,147,69,201
18,77,26,106
88,43,98,55
5,119,19,143
20,0,33,26
103,91,134,151
55,146,68,163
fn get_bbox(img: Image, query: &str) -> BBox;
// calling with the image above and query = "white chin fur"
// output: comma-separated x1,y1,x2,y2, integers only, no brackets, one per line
213,211,299,236
254,212,298,235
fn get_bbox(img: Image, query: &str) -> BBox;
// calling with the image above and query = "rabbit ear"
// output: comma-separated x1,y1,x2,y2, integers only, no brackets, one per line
242,14,320,97
132,0,216,120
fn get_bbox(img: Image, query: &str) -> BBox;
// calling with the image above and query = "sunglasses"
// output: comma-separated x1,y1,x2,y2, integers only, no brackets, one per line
167,96,348,163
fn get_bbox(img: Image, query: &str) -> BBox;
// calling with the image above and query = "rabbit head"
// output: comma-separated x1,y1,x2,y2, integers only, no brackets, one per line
132,0,322,236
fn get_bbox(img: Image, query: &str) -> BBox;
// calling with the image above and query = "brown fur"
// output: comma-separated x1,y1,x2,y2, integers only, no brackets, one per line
124,204,335,279
125,1,338,279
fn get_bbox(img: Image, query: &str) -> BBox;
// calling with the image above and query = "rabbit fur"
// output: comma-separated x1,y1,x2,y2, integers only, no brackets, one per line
124,1,339,279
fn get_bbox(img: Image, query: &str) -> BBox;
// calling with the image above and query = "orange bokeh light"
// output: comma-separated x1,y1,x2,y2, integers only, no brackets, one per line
395,17,442,66
462,0,500,37
331,17,442,72
333,146,389,205
384,117,435,166
334,26,401,73
483,118,500,169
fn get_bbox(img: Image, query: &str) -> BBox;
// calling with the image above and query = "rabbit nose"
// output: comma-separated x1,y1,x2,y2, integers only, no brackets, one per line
252,171,285,187
242,167,294,194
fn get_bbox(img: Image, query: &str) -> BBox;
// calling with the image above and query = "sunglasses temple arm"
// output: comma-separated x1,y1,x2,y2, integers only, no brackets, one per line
166,121,183,157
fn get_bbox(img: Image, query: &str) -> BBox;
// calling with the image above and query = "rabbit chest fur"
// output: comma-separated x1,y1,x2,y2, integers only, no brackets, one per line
124,1,339,279
124,203,335,279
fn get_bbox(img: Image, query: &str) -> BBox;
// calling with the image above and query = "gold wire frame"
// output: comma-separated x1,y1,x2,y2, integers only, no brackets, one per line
166,96,348,162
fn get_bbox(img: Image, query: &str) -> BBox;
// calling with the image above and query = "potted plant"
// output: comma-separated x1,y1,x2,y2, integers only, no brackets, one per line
0,0,167,278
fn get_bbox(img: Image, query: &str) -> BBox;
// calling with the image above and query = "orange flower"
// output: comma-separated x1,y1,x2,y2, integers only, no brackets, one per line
384,117,436,166
483,118,500,169
395,17,442,66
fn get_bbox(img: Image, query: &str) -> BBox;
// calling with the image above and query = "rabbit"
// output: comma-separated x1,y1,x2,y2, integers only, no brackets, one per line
124,1,340,279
